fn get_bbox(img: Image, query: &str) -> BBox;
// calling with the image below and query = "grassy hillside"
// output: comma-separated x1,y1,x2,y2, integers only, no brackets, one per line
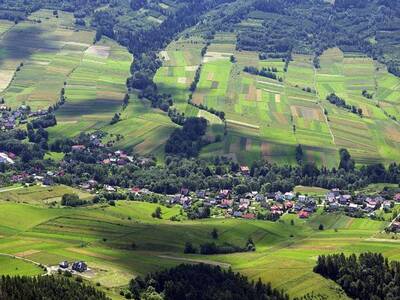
0,186,398,299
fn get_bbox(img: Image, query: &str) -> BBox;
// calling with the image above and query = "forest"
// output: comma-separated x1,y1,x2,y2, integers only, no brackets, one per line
314,253,400,299
0,275,109,300
128,263,289,300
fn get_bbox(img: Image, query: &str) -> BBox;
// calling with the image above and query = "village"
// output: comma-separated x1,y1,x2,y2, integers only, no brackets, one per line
1,128,399,223
0,103,50,131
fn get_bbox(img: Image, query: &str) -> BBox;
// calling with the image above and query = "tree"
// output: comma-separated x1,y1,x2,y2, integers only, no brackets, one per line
339,148,355,171
211,228,218,239
152,207,162,219
184,242,197,254
318,224,324,230
295,144,303,164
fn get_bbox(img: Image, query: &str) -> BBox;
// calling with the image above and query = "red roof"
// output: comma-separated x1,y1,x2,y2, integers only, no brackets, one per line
242,213,255,219
298,211,309,218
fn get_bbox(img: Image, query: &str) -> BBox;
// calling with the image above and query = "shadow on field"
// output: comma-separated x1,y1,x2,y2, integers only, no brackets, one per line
0,25,53,68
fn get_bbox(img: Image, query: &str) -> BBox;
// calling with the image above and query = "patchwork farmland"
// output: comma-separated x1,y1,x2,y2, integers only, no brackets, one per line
0,10,177,156
158,32,400,166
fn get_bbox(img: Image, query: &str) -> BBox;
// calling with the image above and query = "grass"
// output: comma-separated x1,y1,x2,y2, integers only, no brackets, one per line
0,186,398,299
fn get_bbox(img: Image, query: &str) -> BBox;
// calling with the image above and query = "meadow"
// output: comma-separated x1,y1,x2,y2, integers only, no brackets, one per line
0,185,398,299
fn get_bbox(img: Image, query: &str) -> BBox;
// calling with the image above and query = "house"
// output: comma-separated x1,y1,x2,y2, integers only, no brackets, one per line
0,152,14,164
383,201,392,210
196,190,206,198
298,210,310,219
242,213,255,220
181,188,189,196
72,261,87,272
219,199,233,208
395,193,400,203
219,189,230,198
298,195,307,202
240,165,250,175
328,202,340,211
255,194,265,202
71,145,86,151
233,211,243,218
348,203,359,212
284,192,295,200
391,222,400,231
59,261,69,269
104,185,116,192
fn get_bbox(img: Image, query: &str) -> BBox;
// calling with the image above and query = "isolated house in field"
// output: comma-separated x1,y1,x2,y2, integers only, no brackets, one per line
72,261,87,272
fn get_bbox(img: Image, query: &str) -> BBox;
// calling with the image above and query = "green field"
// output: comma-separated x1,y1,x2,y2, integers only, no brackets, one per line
0,186,398,299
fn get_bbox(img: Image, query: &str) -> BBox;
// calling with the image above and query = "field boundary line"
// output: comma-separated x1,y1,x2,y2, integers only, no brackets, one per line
157,255,231,268
313,64,335,145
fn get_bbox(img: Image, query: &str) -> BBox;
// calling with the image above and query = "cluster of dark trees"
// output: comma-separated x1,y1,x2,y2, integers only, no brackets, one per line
243,66,282,81
129,264,289,300
0,275,109,300
326,93,363,116
61,193,87,207
30,114,56,129
184,238,255,255
314,253,400,300
165,117,208,157
362,89,373,99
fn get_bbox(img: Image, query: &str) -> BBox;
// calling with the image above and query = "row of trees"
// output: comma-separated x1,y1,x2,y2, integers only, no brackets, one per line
326,93,363,116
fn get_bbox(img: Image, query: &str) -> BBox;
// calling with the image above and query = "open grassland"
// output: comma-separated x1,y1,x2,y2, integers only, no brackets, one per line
0,193,398,299
162,33,400,166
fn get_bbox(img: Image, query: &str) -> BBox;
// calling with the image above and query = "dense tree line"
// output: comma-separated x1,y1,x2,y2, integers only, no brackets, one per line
129,263,289,300
0,275,109,300
243,66,282,81
326,93,363,116
314,253,400,300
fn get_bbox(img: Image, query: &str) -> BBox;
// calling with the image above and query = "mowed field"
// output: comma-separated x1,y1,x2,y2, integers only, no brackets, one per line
158,31,400,166
0,186,399,299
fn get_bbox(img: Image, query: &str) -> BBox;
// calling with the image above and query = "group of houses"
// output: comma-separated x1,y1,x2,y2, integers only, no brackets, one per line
132,187,318,220
0,152,15,164
325,188,396,216
0,104,48,131
59,260,88,273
